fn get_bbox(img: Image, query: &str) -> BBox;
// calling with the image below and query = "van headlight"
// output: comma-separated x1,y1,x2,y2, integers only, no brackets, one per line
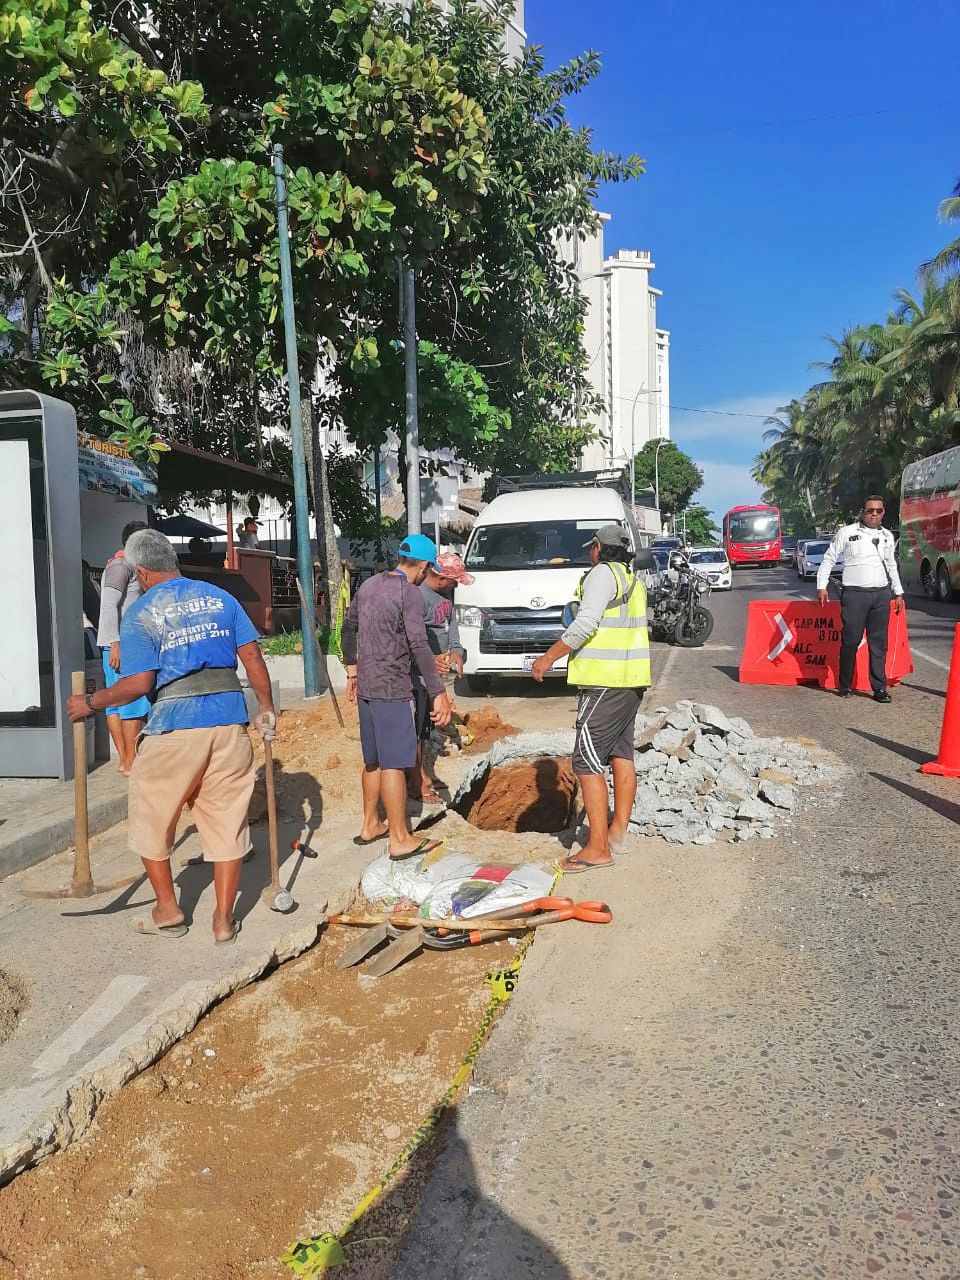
457,605,485,628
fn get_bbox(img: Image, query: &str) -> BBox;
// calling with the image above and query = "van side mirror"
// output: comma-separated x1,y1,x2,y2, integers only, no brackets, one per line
634,549,656,571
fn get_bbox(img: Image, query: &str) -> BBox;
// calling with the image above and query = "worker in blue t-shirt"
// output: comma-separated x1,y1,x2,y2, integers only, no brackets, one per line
67,529,276,944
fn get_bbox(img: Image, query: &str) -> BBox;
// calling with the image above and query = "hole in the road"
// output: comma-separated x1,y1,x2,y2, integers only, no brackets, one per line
838,868,889,883
454,757,579,834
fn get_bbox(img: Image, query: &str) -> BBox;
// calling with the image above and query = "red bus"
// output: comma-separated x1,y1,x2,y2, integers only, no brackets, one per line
900,444,960,601
723,504,782,567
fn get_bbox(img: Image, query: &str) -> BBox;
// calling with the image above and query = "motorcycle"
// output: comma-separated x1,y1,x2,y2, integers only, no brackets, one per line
648,557,715,647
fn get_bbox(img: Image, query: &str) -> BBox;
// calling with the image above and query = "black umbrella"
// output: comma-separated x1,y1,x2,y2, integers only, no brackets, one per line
155,514,226,538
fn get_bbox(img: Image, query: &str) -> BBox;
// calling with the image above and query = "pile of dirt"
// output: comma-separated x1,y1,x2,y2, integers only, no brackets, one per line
249,698,364,823
0,926,514,1280
0,969,26,1047
459,758,578,834
458,706,518,755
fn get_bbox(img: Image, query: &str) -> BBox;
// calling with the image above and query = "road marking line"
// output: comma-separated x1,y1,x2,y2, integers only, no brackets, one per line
656,643,681,689
31,975,149,1080
910,646,951,672
77,981,202,1079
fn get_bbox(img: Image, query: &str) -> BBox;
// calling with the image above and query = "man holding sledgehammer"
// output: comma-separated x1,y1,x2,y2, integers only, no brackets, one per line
67,529,277,943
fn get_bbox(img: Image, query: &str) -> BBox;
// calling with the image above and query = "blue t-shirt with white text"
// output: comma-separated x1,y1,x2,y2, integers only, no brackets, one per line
120,578,259,733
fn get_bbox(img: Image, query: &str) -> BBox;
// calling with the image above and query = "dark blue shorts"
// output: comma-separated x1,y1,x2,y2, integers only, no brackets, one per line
358,698,417,770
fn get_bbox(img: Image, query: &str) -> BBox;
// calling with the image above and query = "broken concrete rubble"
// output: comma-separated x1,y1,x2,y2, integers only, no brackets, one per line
456,703,825,851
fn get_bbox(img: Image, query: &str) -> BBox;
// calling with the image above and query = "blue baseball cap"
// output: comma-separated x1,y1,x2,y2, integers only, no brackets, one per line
397,533,439,568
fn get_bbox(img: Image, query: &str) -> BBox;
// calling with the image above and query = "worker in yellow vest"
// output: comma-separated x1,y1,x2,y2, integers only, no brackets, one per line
532,524,651,872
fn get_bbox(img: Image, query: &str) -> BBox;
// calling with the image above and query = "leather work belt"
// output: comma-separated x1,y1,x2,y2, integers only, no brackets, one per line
154,667,243,702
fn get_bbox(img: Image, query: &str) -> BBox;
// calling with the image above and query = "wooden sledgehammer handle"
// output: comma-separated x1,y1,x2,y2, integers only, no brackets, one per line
71,671,94,895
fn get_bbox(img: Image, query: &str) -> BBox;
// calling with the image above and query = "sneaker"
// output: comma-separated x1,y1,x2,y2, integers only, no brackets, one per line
873,689,892,704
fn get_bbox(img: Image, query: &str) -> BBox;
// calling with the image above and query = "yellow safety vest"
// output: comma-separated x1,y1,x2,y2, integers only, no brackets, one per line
566,562,651,689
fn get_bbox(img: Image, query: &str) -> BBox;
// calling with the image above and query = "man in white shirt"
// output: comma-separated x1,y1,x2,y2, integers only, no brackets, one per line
816,496,904,702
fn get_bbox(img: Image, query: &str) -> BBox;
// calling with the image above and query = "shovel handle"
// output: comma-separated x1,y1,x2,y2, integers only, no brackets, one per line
332,911,587,932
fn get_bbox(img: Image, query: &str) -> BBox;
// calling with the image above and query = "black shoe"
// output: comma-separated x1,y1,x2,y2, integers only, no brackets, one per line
873,689,892,704
836,688,851,698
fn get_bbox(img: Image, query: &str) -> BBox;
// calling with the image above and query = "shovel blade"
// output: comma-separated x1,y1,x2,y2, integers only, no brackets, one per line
364,927,425,978
335,922,392,970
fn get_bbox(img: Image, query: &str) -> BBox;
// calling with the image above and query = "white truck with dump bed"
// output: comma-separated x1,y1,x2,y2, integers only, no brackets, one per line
454,470,647,690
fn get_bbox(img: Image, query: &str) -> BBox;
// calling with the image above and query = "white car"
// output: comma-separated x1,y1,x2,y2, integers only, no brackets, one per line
455,480,643,689
688,547,732,590
798,539,843,580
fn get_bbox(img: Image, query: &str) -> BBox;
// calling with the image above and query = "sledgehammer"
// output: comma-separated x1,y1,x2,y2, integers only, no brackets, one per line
260,740,296,913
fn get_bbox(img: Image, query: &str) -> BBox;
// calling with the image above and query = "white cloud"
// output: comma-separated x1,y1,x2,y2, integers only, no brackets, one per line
665,391,799,521
671,392,795,447
694,459,764,523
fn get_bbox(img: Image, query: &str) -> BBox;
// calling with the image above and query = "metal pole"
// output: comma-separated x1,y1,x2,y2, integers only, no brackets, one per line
272,143,319,699
373,444,383,563
402,264,422,534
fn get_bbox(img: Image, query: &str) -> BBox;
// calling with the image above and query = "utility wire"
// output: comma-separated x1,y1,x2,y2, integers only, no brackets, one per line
604,390,773,419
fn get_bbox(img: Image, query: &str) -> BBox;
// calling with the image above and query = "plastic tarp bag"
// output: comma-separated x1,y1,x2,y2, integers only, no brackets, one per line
361,853,554,919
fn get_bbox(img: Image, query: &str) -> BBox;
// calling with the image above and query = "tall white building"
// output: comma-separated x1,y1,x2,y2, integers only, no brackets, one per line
574,216,670,473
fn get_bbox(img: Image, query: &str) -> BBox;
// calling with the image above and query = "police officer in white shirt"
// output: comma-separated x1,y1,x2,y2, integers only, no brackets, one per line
816,495,904,702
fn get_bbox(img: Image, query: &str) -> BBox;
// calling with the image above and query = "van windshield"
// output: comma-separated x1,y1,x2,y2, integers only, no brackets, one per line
465,520,615,571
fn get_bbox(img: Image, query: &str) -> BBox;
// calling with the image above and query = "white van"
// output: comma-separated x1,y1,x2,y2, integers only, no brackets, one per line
455,477,644,690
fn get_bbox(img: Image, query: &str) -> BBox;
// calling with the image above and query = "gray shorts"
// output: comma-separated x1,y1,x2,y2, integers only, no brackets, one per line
572,688,645,776
358,698,417,771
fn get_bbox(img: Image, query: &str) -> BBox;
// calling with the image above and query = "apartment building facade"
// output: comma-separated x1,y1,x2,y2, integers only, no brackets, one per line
575,215,670,473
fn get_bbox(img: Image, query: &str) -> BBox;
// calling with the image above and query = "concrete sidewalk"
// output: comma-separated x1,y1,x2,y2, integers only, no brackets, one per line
0,767,130,880
0,801,371,1184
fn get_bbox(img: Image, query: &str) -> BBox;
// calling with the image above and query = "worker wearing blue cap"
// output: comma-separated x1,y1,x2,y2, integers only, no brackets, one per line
341,534,452,860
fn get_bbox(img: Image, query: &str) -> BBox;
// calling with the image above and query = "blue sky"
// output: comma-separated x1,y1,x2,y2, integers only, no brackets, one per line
527,0,960,520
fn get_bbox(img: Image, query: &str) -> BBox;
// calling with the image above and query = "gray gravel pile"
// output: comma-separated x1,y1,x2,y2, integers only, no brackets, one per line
622,700,825,845
451,703,824,848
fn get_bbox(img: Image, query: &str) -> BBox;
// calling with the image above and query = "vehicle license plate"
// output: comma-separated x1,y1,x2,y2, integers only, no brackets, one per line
522,655,537,672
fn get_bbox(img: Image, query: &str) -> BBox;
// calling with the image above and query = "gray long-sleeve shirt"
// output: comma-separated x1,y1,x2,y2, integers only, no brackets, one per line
95,554,143,648
561,562,622,651
341,570,445,701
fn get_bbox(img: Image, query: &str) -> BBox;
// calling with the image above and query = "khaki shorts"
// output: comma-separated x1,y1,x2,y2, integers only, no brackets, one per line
128,725,255,863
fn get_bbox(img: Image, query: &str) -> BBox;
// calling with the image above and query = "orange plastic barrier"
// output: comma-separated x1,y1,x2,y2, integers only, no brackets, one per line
921,623,960,778
738,599,913,690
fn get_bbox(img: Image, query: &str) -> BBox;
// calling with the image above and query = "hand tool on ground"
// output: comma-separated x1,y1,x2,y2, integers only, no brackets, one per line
260,740,296,912
437,897,612,932
362,925,428,977
331,900,613,932
335,921,395,969
23,672,140,901
292,826,319,859
295,578,345,728
420,927,513,950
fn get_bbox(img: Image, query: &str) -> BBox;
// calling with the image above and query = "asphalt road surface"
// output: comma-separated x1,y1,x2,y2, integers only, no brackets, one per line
395,564,960,1280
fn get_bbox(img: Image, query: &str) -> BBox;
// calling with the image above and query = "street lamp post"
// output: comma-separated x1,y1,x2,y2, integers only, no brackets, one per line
653,436,670,532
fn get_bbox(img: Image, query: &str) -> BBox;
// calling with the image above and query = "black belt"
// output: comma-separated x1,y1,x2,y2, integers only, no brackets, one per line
841,584,890,593
155,668,243,702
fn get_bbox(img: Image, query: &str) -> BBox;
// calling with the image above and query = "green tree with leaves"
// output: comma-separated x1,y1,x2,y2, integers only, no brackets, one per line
632,440,703,517
677,504,719,546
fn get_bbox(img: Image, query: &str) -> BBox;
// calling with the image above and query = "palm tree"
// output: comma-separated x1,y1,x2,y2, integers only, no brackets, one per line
921,177,960,281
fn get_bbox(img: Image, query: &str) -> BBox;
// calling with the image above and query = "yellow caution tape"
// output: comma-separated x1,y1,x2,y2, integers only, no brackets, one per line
280,870,563,1276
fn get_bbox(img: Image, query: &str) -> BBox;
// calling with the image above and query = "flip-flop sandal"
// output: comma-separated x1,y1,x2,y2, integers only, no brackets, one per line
560,856,615,875
352,829,389,847
215,921,241,946
134,918,188,939
421,790,444,806
389,837,443,863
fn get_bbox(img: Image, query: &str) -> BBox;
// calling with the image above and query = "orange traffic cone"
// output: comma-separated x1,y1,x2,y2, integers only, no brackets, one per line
922,623,960,778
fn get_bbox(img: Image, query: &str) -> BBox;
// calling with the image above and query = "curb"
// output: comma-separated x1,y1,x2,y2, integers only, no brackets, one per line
0,789,129,881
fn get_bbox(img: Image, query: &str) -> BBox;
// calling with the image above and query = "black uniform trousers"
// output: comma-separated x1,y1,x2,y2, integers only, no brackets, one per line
839,585,891,692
